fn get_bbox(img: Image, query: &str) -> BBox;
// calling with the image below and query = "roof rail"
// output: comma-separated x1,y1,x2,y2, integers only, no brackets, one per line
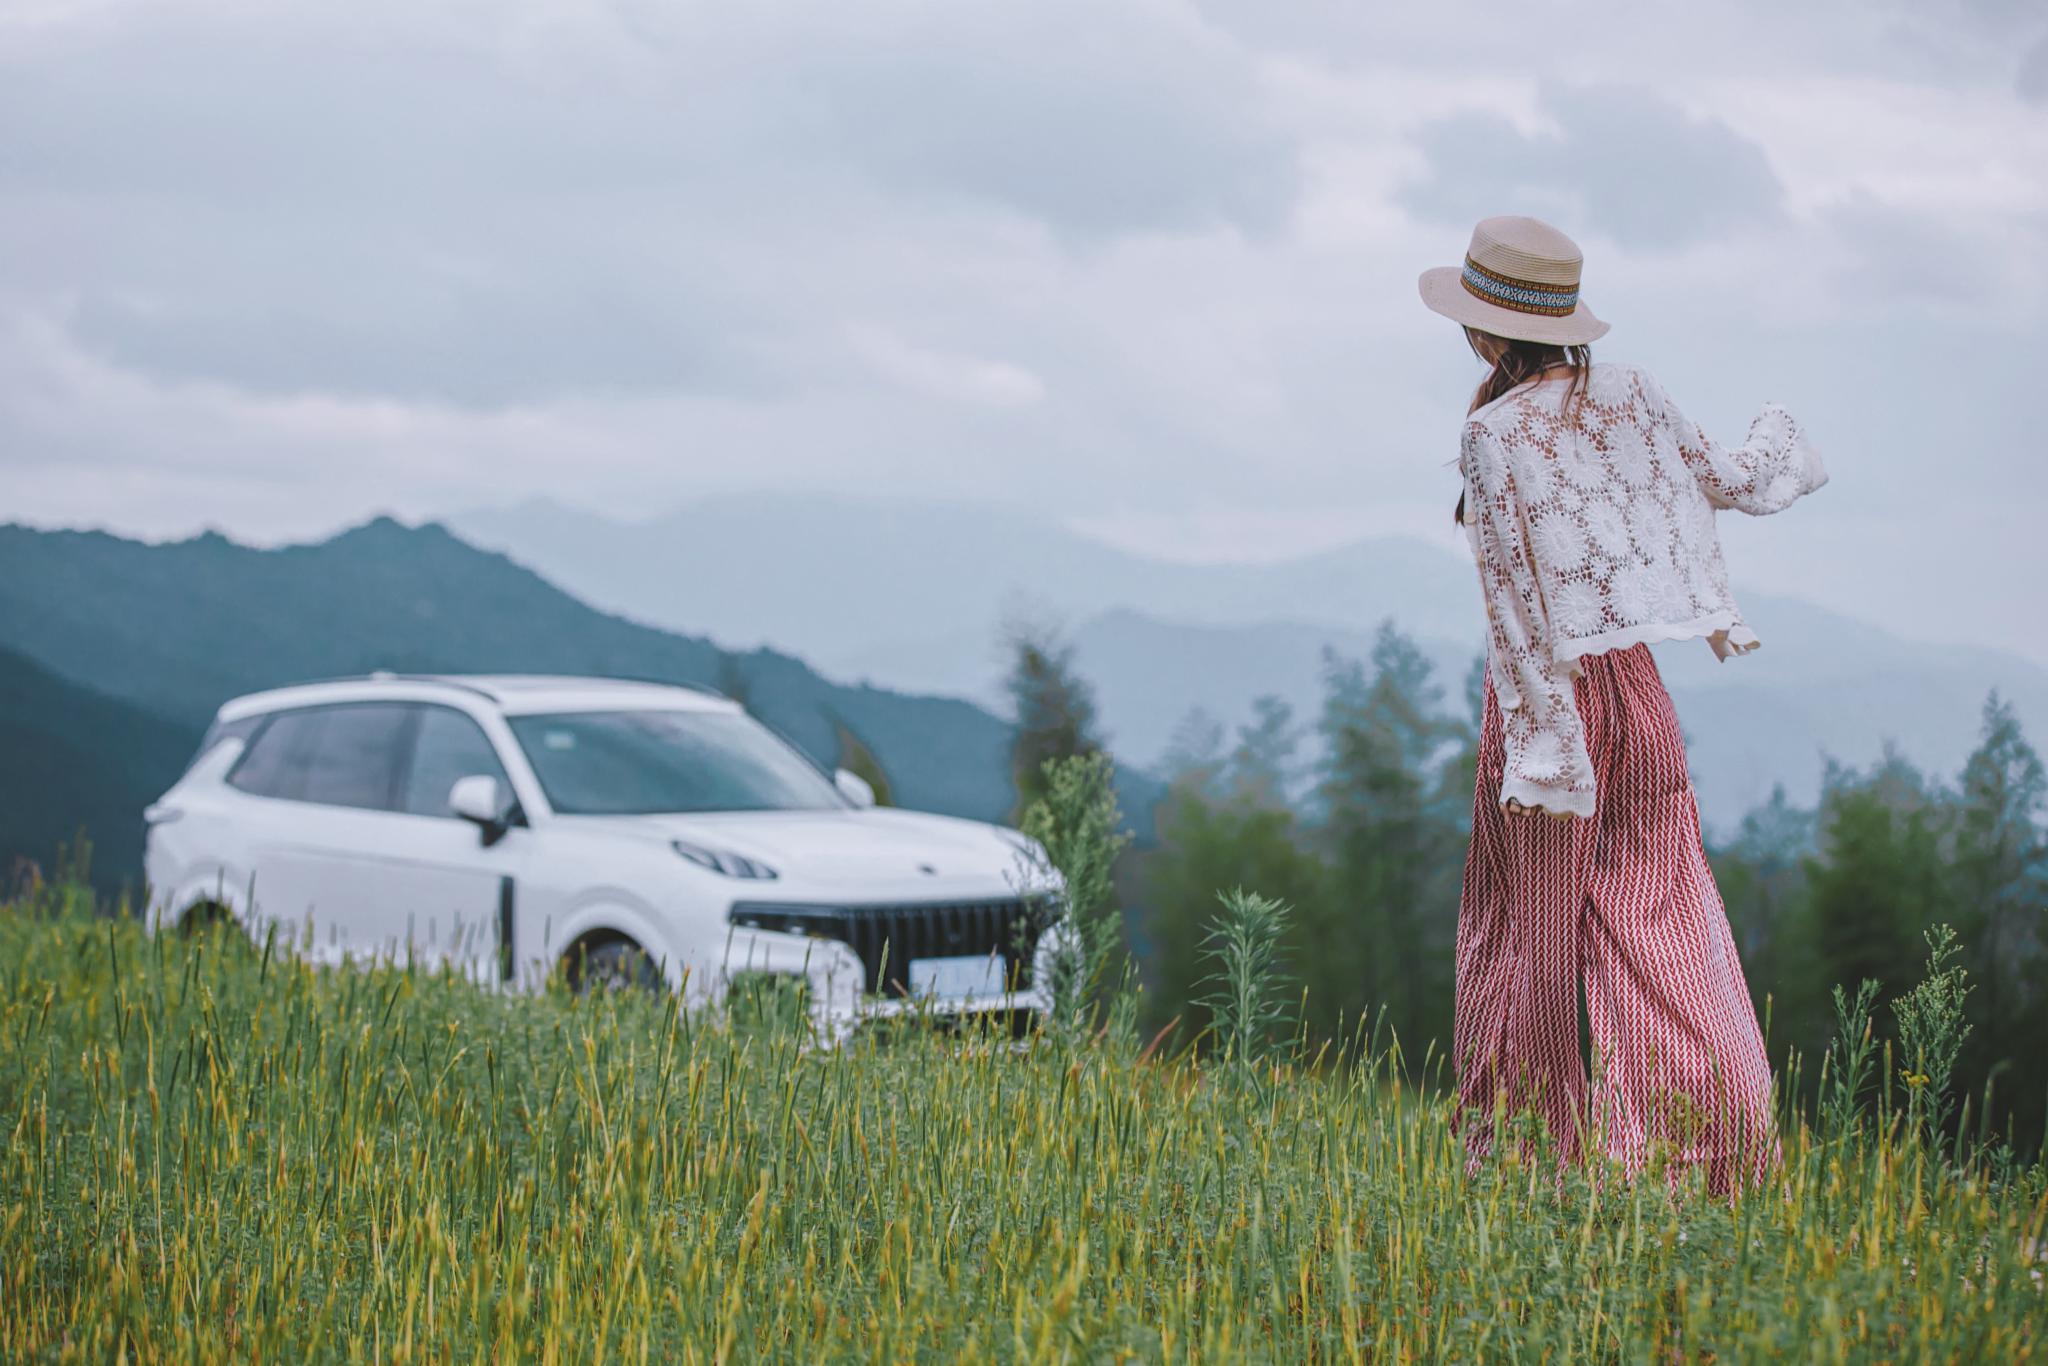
580,672,730,701
379,673,504,702
258,672,723,704
383,671,730,702
253,672,505,702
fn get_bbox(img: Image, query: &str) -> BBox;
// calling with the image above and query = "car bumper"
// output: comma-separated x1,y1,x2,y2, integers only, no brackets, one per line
715,922,1062,1047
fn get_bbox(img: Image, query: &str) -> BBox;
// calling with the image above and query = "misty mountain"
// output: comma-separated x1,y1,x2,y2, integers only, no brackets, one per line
0,645,202,890
0,520,1153,879
452,494,2048,831
451,493,1478,670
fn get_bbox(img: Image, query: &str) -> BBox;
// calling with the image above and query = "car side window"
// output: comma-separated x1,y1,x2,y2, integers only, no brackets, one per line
227,704,410,810
298,704,412,810
401,705,512,818
227,710,321,800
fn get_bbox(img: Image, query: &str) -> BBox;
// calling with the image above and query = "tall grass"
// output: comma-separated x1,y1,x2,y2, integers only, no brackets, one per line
2,902,2042,1362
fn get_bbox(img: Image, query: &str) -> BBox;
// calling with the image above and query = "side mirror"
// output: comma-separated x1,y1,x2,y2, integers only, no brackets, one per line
834,768,877,809
449,774,514,845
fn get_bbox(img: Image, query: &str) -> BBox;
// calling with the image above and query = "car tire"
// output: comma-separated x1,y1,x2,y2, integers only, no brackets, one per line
179,902,254,956
568,939,663,995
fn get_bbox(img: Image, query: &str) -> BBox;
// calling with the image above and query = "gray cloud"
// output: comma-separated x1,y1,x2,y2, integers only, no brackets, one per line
786,55,1293,241
0,6,1294,235
0,0,1294,406
1817,193,2009,312
68,285,769,410
1401,84,1786,250
44,191,791,408
0,0,2043,669
2020,33,2048,102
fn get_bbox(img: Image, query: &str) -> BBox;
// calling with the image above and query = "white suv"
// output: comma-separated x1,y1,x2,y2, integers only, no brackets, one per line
144,674,1061,1035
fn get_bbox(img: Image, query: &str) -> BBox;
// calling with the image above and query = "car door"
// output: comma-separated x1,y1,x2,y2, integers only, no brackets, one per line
227,702,415,963
382,704,525,984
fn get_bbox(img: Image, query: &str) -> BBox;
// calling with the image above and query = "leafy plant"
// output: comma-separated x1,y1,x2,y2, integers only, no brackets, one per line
1198,888,1296,1070
1015,751,1132,1044
1892,922,1973,1147
1819,977,1882,1141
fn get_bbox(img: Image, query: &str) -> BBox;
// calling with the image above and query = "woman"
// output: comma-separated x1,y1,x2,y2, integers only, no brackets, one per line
1417,215,1827,1193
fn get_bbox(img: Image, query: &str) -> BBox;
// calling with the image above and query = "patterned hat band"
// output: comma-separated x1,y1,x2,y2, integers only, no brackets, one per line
1461,257,1580,317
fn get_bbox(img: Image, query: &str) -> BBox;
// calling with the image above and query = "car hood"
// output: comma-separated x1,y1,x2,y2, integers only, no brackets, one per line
599,807,1038,889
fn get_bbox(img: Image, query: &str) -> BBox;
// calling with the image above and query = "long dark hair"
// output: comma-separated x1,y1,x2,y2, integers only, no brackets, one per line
1453,327,1592,524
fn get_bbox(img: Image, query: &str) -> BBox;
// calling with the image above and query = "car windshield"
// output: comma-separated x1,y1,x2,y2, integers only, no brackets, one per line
508,710,846,815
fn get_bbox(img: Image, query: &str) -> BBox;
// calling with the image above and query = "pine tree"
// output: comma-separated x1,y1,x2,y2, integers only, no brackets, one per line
716,654,753,710
1805,749,1949,1012
1229,695,1300,807
1431,655,1486,837
1002,617,1104,823
1718,783,1817,962
1709,783,1822,1050
1312,625,1460,1061
1948,692,2048,1125
1160,707,1227,794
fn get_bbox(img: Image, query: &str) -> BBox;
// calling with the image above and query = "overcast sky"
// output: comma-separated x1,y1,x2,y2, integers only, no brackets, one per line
4,0,2045,661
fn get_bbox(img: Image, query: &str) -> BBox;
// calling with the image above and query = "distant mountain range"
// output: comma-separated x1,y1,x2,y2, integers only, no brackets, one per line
452,493,1480,664
11,497,2036,890
0,646,201,891
453,495,2048,831
0,518,1157,885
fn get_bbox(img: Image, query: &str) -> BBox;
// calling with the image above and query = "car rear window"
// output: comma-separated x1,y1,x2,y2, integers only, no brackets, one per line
227,704,411,811
228,711,318,800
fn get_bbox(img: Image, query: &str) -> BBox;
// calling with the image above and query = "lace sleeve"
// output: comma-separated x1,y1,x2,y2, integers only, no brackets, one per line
1462,420,1597,818
1646,370,1829,516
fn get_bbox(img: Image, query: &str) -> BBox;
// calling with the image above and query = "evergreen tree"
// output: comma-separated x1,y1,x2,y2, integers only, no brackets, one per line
1716,783,1817,962
1710,783,1822,1052
1160,707,1227,795
1312,625,1460,1061
1002,617,1104,822
1805,749,1949,1015
1230,694,1301,807
1122,645,2046,1151
1948,693,2048,1125
1433,654,1486,836
716,654,753,710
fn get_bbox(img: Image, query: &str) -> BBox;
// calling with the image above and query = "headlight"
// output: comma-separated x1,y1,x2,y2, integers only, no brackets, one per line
672,839,779,880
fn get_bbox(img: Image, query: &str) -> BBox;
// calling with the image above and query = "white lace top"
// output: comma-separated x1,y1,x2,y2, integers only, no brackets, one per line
1460,361,1828,817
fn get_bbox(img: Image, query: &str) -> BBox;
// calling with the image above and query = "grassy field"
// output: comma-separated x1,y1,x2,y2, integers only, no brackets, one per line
2,902,2042,1362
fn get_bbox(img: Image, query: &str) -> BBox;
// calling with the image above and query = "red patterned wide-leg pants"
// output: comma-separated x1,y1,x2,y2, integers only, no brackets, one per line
1453,644,1778,1193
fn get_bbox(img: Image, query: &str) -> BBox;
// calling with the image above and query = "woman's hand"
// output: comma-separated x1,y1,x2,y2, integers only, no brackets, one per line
1503,797,1575,821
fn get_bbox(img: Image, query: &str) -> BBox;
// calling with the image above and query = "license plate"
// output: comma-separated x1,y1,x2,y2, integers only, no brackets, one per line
909,952,1005,1000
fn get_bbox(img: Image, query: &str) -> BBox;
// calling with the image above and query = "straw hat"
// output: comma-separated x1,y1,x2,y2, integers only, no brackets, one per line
1417,215,1609,345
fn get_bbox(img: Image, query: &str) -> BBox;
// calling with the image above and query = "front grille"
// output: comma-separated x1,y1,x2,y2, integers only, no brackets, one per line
729,897,1055,997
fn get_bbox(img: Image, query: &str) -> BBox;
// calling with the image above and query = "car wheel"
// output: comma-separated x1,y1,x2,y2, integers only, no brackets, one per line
568,939,663,995
180,902,255,956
